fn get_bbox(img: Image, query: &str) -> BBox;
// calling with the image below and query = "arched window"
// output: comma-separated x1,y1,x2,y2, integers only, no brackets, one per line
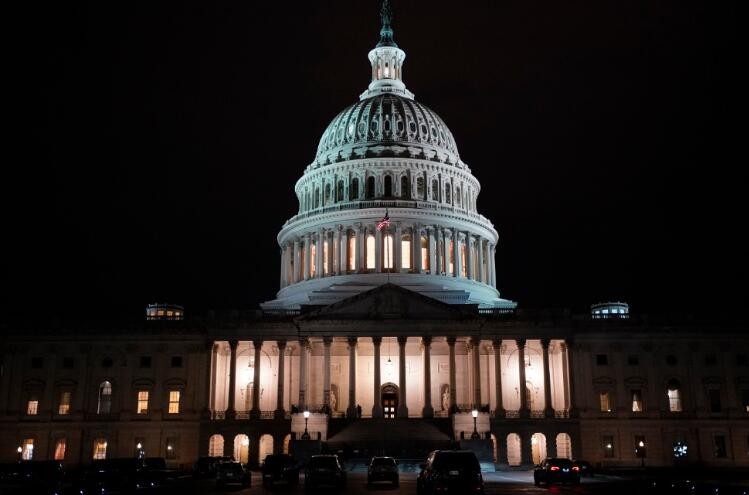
366,177,375,199
400,176,409,198
337,180,344,202
432,179,439,201
97,381,112,414
531,433,547,465
445,185,451,204
421,235,429,271
348,232,357,271
282,434,292,455
366,233,376,270
208,434,224,457
233,434,249,464
416,177,425,199
556,433,572,459
384,175,393,197
401,233,411,270
350,178,359,200
667,379,682,412
506,433,521,466
259,434,274,464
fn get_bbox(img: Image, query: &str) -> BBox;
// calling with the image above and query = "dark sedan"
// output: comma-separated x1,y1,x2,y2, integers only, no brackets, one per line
304,455,346,491
533,458,580,486
262,454,300,487
417,450,484,495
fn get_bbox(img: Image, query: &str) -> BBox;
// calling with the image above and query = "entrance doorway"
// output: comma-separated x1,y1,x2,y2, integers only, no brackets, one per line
381,383,399,419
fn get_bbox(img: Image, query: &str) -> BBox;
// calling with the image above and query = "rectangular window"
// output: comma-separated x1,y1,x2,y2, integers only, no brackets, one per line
421,236,429,271
323,240,329,275
596,354,608,366
26,399,39,415
21,439,34,460
668,389,682,412
168,390,181,414
58,391,72,415
366,234,375,270
137,390,149,414
166,437,178,460
460,242,467,276
171,356,183,368
709,389,722,413
348,234,356,271
54,438,66,460
447,240,454,275
93,439,107,460
599,391,612,412
602,435,614,458
627,355,639,366
713,435,727,458
139,356,152,368
401,238,411,269
631,390,643,412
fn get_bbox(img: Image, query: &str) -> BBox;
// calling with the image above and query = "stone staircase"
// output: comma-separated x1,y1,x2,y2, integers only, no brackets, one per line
326,418,455,458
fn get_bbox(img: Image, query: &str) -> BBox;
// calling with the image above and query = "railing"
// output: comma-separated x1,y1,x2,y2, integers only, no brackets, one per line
260,411,276,419
554,409,570,419
530,410,545,419
289,404,328,415
235,411,250,420
261,309,301,318
454,404,491,413
211,411,225,420
504,410,520,418
477,308,517,317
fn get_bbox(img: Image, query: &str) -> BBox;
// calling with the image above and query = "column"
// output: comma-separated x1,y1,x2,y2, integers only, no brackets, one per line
316,230,324,278
413,225,422,273
520,432,533,465
422,337,433,418
303,234,311,280
477,238,484,283
492,339,505,418
279,245,286,288
517,339,529,418
453,229,462,277
298,338,308,408
347,337,357,418
357,223,365,272
251,340,262,419
202,341,216,419
447,337,457,412
466,236,474,280
372,337,383,418
394,223,402,271
375,225,383,272
275,340,286,419
471,337,482,407
326,230,334,276
397,336,408,417
293,239,301,283
542,339,554,418
226,340,238,420
332,228,340,275
434,227,442,275
443,229,451,275
428,226,436,274
323,337,332,410
561,340,577,417
489,244,496,287
338,226,346,275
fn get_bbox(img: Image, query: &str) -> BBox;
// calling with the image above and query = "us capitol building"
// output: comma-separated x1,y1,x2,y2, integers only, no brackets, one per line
1,2,747,470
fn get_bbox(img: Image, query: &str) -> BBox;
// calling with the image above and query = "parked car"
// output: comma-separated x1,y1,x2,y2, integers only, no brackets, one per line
0,461,65,495
416,450,484,495
304,455,346,490
367,456,399,487
572,459,593,477
216,461,251,488
193,456,232,478
261,454,299,486
533,458,580,486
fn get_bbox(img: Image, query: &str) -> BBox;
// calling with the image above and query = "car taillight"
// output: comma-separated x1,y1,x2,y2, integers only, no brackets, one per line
572,466,580,471
550,466,560,471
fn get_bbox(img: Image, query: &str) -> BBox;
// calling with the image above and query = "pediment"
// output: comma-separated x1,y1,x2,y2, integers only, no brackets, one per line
298,283,475,321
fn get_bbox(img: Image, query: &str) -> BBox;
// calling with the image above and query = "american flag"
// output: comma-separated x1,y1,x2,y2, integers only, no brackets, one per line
376,210,390,231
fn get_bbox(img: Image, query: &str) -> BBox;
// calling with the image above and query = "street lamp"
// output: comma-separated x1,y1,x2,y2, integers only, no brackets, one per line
302,410,311,440
16,446,22,462
636,440,646,468
471,409,480,439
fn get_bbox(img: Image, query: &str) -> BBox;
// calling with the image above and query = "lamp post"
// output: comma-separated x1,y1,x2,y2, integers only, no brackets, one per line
136,442,145,460
471,409,480,439
636,440,646,468
302,410,311,440
16,446,22,462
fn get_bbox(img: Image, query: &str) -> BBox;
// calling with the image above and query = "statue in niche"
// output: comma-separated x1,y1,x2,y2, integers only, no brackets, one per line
441,384,450,411
330,384,339,412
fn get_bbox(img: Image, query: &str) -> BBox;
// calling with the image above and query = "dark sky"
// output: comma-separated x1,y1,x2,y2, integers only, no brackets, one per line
6,0,742,321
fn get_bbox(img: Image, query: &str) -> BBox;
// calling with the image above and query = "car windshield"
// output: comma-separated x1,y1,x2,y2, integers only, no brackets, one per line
432,452,480,472
309,457,338,468
548,459,573,467
372,458,395,466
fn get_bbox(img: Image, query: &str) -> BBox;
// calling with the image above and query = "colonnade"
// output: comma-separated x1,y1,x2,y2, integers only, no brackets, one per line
279,224,497,289
208,337,574,420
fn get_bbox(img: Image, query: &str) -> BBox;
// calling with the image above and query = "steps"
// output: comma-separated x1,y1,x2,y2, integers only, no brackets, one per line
326,418,454,458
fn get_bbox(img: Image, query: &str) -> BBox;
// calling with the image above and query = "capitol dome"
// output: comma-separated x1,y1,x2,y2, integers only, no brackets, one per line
262,1,515,312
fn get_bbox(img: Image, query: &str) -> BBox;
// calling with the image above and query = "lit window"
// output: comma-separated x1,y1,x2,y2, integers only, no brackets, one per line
54,438,66,460
58,391,71,415
348,234,357,271
93,438,107,460
383,234,394,269
667,380,682,412
323,240,329,275
448,240,454,275
599,391,611,412
21,439,34,460
168,391,181,414
631,390,643,412
401,235,411,269
98,381,112,414
137,390,149,414
460,242,467,276
310,243,316,277
26,399,39,416
366,234,375,270
421,235,429,271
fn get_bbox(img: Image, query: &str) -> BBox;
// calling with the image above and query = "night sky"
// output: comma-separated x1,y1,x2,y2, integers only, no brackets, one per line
6,0,742,322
